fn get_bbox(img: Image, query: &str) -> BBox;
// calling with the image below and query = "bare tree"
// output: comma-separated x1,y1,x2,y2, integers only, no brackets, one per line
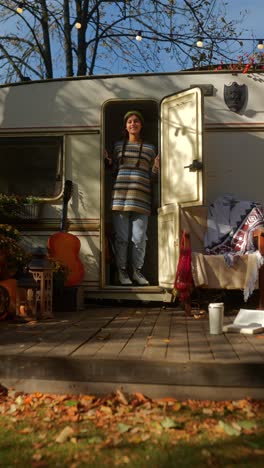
0,0,246,83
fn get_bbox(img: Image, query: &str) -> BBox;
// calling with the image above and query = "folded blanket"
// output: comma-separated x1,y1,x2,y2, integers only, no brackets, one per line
205,194,264,256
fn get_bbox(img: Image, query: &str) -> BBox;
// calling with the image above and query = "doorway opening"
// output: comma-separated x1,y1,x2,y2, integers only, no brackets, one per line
103,99,159,287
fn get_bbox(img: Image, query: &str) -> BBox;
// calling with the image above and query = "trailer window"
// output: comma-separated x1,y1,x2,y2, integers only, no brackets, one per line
0,136,63,199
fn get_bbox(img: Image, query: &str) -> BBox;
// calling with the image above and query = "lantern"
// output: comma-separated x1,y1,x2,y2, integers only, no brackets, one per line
29,248,54,319
16,269,37,319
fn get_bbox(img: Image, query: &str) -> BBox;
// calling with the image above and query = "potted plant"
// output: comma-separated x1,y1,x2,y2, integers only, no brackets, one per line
0,194,39,222
0,224,31,280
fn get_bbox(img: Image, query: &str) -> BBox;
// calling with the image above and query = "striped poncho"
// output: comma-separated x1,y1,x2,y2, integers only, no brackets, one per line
111,140,158,216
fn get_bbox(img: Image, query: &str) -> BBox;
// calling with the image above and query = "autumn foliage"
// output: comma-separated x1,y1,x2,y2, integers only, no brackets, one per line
0,383,264,466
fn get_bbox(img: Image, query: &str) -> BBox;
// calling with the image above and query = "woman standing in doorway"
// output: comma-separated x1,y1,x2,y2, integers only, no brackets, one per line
106,110,160,285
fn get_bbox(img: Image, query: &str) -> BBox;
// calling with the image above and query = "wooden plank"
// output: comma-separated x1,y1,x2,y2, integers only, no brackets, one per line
225,333,264,362
166,313,189,361
94,313,147,357
59,312,130,357
0,326,47,355
71,308,138,358
23,328,100,357
76,308,120,324
1,355,264,389
20,309,120,357
187,319,214,361
141,309,171,360
20,314,114,354
206,333,238,360
242,335,264,359
119,309,159,359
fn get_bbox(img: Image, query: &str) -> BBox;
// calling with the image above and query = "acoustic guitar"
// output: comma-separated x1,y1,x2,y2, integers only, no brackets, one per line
48,180,85,287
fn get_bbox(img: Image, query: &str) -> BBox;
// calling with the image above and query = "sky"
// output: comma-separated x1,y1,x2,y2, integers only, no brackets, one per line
157,0,264,73
1,1,264,80
222,0,264,40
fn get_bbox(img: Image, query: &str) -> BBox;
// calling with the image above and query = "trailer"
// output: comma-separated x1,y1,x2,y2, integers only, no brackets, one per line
1,70,264,305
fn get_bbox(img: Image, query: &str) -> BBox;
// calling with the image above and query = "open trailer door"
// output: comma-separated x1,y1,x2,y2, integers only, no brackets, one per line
158,87,204,288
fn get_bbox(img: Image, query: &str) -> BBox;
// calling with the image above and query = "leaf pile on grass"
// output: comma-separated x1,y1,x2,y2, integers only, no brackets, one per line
0,383,264,467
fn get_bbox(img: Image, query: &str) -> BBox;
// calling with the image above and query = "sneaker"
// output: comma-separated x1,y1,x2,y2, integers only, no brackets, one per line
118,268,132,286
132,268,149,286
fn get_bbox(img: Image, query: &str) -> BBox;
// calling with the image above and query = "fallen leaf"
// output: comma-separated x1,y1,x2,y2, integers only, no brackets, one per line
141,433,151,441
133,392,149,403
19,427,34,434
15,395,24,406
117,423,132,433
237,420,257,430
99,405,112,415
161,417,183,429
24,396,33,405
9,404,17,414
96,333,111,341
86,436,103,444
173,402,182,412
218,420,241,436
79,395,95,407
115,389,128,405
160,397,176,403
130,426,144,434
55,426,74,443
32,453,42,462
232,421,243,432
65,400,79,407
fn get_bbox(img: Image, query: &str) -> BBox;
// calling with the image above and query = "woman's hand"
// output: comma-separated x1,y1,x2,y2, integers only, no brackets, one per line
104,150,113,167
154,155,160,170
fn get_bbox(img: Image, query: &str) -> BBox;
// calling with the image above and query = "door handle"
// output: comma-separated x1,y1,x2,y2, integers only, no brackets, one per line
184,159,203,172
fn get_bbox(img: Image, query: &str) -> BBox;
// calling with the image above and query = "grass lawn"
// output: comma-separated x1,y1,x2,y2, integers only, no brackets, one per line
0,385,264,467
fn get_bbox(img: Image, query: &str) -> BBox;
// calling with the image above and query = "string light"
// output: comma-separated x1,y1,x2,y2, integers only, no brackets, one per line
9,5,264,54
194,36,264,52
257,40,264,50
196,37,204,48
16,2,24,14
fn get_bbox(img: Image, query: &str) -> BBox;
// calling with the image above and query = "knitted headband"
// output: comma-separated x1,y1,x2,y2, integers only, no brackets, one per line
123,110,144,125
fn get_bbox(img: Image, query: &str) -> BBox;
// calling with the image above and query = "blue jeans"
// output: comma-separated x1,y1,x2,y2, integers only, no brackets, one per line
112,212,148,270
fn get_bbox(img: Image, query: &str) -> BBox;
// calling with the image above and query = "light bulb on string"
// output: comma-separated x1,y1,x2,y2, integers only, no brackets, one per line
16,3,24,14
136,31,142,41
75,21,82,29
196,37,203,48
257,40,264,50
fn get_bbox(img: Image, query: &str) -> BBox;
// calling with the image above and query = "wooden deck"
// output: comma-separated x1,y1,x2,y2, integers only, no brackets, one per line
0,305,264,400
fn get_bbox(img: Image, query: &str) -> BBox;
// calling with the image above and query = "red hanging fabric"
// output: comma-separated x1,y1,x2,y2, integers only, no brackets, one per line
173,230,193,302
